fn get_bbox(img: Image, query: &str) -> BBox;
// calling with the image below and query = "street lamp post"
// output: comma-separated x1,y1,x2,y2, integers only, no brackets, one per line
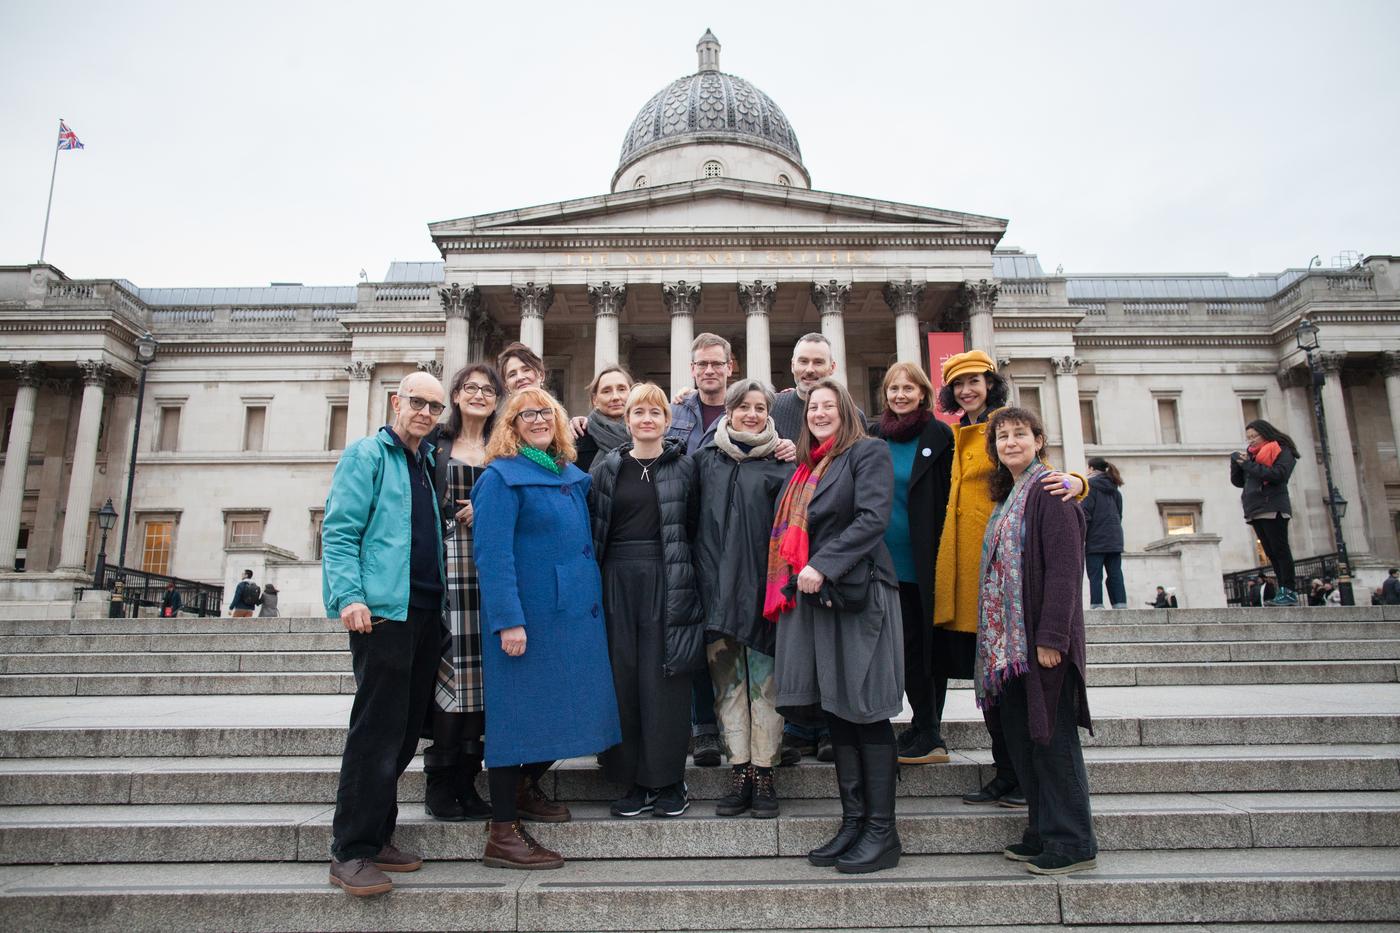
115,332,158,616
1295,318,1355,606
93,498,117,588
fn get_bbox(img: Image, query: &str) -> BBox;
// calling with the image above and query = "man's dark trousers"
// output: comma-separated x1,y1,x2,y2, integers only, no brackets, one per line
331,604,439,861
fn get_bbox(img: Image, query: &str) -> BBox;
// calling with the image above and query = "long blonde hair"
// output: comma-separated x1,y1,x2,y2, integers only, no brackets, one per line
484,386,576,465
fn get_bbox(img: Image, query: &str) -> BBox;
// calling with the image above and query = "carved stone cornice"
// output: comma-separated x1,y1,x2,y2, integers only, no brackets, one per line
1316,351,1347,375
810,280,850,316
10,361,44,388
961,279,999,314
881,280,924,315
345,359,376,381
1276,366,1310,392
1379,350,1400,378
662,281,701,317
512,282,554,321
737,280,775,317
77,360,113,388
1052,355,1083,376
438,283,482,321
417,359,443,379
586,281,627,319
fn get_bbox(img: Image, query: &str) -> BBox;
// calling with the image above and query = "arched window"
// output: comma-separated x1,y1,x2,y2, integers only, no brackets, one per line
702,160,723,178
776,174,791,186
633,175,648,188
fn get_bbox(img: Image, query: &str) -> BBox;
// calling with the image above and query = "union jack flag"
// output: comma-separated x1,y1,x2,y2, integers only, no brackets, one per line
57,120,84,151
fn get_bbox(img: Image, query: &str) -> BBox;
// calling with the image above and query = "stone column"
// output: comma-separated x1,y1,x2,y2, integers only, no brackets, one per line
1275,366,1322,556
882,280,924,365
664,281,700,393
439,283,480,384
1316,352,1369,554
0,362,43,569
738,280,775,382
810,280,850,384
587,281,627,375
1052,355,1087,474
512,282,553,357
962,279,999,358
57,361,112,571
344,360,375,445
1382,352,1400,468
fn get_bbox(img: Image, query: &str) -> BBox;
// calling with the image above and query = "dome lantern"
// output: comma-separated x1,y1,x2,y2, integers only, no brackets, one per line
696,29,720,72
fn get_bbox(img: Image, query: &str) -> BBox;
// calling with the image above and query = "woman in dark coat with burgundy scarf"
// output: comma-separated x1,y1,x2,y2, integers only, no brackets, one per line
979,407,1097,876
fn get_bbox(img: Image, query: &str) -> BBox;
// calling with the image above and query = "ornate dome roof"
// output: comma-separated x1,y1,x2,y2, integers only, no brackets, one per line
618,32,804,172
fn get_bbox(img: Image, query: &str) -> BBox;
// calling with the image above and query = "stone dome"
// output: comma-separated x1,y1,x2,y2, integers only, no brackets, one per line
615,31,807,187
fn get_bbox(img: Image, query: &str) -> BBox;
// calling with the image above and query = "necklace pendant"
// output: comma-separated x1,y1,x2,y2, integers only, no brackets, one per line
640,465,651,482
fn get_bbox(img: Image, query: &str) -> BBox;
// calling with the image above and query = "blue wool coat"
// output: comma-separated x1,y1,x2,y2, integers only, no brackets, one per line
471,454,622,768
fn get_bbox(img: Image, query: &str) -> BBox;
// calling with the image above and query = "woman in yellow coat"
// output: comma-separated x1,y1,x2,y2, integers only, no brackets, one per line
932,351,1085,807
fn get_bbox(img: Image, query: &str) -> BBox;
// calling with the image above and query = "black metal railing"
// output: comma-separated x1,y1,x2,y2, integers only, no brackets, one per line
1222,553,1340,606
80,566,226,618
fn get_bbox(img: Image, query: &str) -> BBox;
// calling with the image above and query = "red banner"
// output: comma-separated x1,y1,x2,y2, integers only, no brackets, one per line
927,332,966,426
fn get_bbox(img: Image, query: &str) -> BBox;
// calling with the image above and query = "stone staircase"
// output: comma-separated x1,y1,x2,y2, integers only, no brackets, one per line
0,607,1398,930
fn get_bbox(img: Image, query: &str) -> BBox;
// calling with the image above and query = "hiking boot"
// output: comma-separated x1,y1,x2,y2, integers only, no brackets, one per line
1025,851,1098,875
482,820,564,870
714,764,754,817
962,775,1019,805
897,731,950,765
516,774,571,823
779,732,810,766
1003,841,1042,862
329,857,392,897
610,785,658,818
373,842,422,872
653,782,690,818
750,766,779,820
816,733,835,762
692,733,722,767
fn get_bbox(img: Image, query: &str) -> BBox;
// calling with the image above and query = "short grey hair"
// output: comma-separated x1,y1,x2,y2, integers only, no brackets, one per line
791,332,831,356
724,378,776,412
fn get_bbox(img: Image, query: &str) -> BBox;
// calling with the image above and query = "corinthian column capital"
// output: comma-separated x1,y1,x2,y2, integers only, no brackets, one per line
1276,365,1310,392
737,280,776,317
587,281,627,319
77,360,113,387
810,280,849,316
662,281,701,317
882,280,924,315
439,283,482,321
1379,350,1400,377
10,361,44,388
1316,351,1347,375
512,282,555,321
345,359,376,381
417,359,443,379
962,278,1000,312
1053,355,1083,376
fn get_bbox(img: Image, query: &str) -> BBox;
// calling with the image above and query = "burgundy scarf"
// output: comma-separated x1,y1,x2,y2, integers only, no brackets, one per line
879,408,931,443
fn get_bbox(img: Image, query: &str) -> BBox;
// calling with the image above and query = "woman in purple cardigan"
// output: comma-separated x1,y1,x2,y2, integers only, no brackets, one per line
977,407,1097,876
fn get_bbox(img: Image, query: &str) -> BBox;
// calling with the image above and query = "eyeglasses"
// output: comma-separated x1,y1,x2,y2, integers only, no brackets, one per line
692,360,729,371
398,394,446,416
515,407,556,424
459,383,497,399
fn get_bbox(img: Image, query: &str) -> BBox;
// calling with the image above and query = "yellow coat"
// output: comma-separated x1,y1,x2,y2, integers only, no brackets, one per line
934,418,1085,634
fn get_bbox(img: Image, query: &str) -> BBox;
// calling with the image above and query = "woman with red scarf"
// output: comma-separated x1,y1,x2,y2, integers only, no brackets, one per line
766,377,904,874
1230,419,1300,606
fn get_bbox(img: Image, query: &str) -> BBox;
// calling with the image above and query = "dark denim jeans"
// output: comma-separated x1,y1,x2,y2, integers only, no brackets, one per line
999,673,1097,861
330,604,439,861
1085,552,1127,608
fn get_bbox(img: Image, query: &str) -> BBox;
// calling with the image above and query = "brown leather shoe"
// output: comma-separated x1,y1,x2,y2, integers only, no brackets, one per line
374,841,423,873
482,820,564,870
516,775,571,822
329,857,393,896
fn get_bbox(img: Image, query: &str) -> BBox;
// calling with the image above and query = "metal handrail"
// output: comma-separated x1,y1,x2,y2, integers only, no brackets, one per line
80,566,225,618
1222,553,1340,606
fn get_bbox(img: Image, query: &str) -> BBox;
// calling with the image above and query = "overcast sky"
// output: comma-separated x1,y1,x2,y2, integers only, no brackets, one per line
3,0,1397,287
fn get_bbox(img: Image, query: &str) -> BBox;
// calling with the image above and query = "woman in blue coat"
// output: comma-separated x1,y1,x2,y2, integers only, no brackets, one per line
471,386,622,870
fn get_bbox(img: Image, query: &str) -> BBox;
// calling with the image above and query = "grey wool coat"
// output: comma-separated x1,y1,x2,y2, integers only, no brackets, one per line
773,437,905,724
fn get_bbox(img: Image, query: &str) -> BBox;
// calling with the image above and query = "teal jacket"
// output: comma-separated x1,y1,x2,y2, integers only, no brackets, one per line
321,428,444,621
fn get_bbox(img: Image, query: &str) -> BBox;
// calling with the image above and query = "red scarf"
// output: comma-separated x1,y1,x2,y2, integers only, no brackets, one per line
1248,440,1281,467
762,436,836,621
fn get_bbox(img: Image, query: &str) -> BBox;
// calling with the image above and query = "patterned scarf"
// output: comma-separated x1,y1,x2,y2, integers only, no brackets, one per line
762,436,836,621
518,445,561,475
974,460,1047,709
713,415,781,462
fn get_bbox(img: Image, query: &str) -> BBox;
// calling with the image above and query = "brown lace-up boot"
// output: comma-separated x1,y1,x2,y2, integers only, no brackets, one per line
482,820,564,870
516,774,571,822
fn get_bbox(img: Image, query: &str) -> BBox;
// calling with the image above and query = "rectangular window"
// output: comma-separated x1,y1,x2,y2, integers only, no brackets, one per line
224,511,268,548
1241,397,1263,427
243,406,266,452
310,509,324,561
1158,502,1202,537
327,404,348,451
1157,398,1181,445
1079,397,1099,445
1018,385,1042,421
156,406,182,452
385,391,397,426
141,521,174,575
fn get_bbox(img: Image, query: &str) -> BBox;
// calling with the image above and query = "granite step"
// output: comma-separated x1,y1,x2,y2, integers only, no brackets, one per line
1086,639,1400,663
1,744,1396,806
0,633,348,653
0,848,1395,931
1085,621,1400,643
0,671,358,696
1,792,1397,865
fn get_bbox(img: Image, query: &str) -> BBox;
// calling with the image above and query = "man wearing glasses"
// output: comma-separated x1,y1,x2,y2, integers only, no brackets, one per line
668,333,736,455
322,371,448,897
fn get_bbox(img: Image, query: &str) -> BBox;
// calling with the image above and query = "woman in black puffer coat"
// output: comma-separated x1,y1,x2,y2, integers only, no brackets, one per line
589,383,703,819
1230,419,1300,606
1082,458,1127,609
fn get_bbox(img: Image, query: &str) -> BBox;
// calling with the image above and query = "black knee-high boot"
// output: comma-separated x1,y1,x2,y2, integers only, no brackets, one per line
807,741,864,866
459,737,492,820
835,741,902,874
425,709,467,821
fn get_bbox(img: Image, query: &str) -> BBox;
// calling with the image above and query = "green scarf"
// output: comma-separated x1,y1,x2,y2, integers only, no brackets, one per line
519,445,562,475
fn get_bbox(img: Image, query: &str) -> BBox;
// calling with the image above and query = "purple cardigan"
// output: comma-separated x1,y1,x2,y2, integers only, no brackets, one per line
1019,482,1093,745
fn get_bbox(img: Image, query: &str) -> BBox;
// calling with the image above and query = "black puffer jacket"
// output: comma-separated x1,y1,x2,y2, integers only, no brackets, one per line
1081,472,1125,554
1230,446,1296,519
588,439,703,675
692,444,795,656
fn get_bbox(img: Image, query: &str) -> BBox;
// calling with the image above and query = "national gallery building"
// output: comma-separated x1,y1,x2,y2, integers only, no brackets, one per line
2,33,1398,614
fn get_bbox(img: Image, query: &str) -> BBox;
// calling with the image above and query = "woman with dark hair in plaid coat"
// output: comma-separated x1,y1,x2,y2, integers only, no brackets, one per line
423,362,504,821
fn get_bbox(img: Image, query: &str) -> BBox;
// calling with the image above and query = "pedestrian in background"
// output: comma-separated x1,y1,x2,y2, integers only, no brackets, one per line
1230,419,1300,606
1082,458,1126,609
256,583,279,617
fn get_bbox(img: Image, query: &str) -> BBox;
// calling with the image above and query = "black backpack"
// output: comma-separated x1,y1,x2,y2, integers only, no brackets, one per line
244,582,262,606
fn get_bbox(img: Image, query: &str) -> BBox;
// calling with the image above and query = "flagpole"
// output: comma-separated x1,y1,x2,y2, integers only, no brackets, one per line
38,119,61,265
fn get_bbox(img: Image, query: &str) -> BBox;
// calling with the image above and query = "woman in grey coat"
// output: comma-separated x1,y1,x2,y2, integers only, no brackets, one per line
764,377,904,874
256,584,279,617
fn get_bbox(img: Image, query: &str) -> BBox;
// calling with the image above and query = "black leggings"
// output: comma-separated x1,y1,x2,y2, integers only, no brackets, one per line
824,712,895,748
487,760,553,823
1251,517,1295,592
